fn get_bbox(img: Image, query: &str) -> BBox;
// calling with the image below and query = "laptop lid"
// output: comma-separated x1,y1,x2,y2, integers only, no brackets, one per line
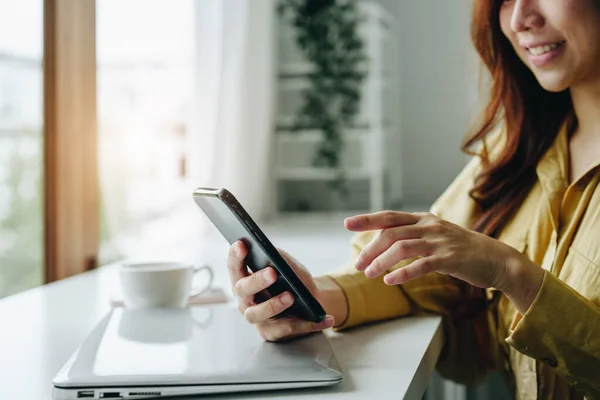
53,305,342,397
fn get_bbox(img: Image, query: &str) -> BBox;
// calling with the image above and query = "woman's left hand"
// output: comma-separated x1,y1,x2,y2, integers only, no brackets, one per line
345,210,525,291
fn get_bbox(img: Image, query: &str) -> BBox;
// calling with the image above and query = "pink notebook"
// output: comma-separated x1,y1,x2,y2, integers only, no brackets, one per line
109,287,229,308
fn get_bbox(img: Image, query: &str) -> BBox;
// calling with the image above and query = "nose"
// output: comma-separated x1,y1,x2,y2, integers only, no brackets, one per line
510,0,544,32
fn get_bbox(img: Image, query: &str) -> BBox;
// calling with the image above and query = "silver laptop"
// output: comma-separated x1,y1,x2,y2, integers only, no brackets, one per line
53,305,342,399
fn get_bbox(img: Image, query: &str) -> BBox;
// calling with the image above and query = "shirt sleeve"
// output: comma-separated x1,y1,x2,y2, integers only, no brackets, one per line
326,230,413,329
506,271,600,398
326,153,500,385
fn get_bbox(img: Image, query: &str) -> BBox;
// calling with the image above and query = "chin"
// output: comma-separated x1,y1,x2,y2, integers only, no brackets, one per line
533,71,572,93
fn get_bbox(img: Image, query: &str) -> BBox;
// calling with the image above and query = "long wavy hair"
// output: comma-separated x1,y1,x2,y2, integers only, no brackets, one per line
464,0,573,238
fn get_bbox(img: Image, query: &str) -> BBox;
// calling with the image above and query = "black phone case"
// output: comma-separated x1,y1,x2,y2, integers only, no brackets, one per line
193,188,326,323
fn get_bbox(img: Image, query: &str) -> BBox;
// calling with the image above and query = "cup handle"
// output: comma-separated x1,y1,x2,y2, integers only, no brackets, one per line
191,308,213,329
189,265,214,298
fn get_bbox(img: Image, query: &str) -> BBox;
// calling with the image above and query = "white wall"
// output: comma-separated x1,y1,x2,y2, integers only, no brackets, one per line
274,0,482,211
378,0,480,206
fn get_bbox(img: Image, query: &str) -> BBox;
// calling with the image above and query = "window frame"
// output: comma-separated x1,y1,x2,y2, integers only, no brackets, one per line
43,0,98,282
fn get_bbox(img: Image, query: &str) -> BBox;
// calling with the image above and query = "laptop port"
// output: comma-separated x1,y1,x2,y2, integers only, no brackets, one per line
100,393,121,398
77,391,94,398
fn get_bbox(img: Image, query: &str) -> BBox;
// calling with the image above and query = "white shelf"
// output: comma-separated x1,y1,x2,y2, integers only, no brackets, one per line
276,130,367,143
275,0,398,212
276,167,369,181
278,76,388,89
279,62,396,79
279,62,369,76
276,115,372,129
276,128,390,141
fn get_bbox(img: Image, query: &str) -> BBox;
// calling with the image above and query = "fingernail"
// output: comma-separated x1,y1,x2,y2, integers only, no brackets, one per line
263,269,275,284
321,316,334,328
354,253,365,270
384,274,397,285
364,266,373,278
281,293,293,305
234,243,243,258
345,217,358,229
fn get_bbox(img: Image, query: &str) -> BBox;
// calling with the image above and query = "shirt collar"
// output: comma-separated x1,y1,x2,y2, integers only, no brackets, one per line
535,121,570,196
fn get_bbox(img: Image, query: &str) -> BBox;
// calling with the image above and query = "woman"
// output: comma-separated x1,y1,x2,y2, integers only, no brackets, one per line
227,0,600,398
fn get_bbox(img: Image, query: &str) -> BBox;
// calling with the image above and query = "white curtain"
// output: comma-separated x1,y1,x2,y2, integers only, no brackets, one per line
97,0,276,262
191,0,276,222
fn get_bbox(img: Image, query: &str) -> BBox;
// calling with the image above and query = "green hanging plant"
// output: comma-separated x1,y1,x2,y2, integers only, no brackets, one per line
278,0,366,194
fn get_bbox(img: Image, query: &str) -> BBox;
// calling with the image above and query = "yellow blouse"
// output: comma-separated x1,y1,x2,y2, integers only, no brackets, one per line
328,124,600,400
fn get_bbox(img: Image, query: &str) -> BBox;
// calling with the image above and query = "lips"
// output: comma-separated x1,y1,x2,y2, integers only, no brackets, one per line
521,40,566,68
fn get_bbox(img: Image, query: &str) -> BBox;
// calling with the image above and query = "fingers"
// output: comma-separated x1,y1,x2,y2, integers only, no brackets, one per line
355,225,425,271
363,239,431,278
231,244,334,342
383,257,437,285
230,241,279,314
244,291,295,323
234,267,277,299
228,241,250,289
257,316,335,342
345,210,420,231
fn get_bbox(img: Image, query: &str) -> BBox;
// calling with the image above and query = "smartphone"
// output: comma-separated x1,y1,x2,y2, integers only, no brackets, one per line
192,187,326,323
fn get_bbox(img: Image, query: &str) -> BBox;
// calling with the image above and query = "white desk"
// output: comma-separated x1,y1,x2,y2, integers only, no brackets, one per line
0,218,443,399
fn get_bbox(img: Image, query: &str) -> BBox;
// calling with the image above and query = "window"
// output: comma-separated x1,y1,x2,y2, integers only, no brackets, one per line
97,0,196,263
0,0,43,298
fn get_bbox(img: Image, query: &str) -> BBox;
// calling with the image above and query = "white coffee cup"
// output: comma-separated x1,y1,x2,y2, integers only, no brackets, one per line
119,262,214,308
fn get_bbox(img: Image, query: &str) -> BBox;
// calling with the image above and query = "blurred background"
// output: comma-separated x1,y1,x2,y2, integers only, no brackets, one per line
0,0,509,399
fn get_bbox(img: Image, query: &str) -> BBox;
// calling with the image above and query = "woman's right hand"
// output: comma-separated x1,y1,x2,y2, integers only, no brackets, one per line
228,241,335,342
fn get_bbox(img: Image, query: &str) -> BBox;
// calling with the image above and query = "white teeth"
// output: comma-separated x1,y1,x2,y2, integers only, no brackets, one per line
528,42,563,56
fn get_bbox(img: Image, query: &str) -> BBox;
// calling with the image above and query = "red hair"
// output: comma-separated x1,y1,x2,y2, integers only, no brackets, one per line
464,0,573,238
